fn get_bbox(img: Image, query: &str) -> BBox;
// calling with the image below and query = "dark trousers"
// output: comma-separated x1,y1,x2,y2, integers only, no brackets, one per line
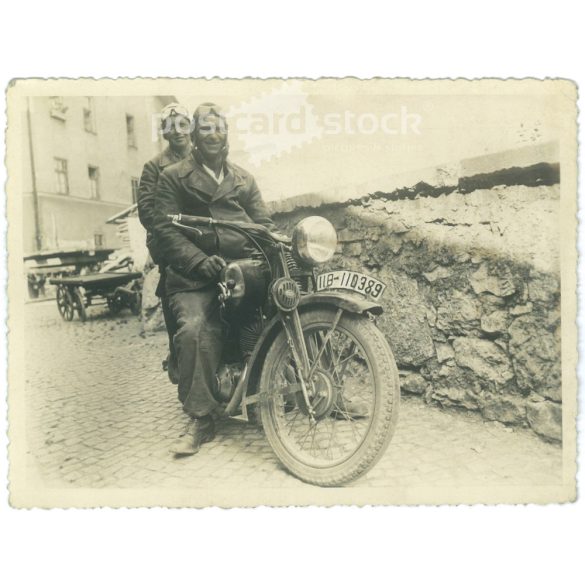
156,266,177,362
161,294,176,361
168,287,225,418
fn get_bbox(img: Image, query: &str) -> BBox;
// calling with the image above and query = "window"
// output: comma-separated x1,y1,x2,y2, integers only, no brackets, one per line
83,97,96,133
54,158,69,195
131,177,140,203
49,96,68,120
94,233,104,248
126,114,136,147
88,166,100,200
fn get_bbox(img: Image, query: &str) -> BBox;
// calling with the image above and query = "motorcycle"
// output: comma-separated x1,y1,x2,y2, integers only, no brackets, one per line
169,213,400,487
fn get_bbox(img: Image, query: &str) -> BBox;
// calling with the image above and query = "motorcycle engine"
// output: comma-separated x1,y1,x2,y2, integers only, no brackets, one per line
214,312,264,403
239,315,264,356
215,362,244,403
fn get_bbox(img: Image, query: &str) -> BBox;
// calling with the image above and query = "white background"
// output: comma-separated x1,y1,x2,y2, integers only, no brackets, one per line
0,2,583,584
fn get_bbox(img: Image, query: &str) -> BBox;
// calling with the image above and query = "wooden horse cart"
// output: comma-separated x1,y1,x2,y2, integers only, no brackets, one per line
49,271,142,321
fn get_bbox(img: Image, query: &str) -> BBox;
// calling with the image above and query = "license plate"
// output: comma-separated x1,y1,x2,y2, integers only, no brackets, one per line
316,270,387,300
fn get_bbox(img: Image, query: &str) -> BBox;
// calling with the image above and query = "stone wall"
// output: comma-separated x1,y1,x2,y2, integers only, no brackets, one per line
273,179,562,442
139,143,562,443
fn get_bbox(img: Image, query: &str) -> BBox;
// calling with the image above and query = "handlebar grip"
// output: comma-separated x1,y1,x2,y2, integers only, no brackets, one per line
168,214,211,226
170,213,269,233
268,231,292,244
169,213,291,243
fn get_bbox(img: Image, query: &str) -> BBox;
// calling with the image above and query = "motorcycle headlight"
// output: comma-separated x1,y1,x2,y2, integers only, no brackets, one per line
292,216,337,266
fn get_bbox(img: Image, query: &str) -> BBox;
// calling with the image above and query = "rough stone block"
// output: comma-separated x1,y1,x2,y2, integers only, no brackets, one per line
432,362,483,410
469,263,516,297
399,371,427,395
425,306,437,327
376,269,435,367
423,266,452,283
435,291,481,335
452,337,514,384
435,342,455,363
480,310,510,334
431,386,481,410
482,395,527,425
526,400,562,441
510,303,533,316
337,228,361,243
528,271,560,304
508,315,561,401
345,242,363,256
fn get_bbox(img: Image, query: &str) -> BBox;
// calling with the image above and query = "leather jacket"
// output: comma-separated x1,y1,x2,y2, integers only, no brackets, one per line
137,146,189,264
153,152,276,293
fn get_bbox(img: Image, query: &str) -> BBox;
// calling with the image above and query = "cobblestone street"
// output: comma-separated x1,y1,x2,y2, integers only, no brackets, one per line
22,300,563,493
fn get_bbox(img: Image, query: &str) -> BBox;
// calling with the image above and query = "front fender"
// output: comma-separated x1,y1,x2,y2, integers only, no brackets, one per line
298,291,384,316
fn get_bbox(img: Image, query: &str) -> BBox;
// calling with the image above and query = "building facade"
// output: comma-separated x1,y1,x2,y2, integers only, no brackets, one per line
22,95,175,253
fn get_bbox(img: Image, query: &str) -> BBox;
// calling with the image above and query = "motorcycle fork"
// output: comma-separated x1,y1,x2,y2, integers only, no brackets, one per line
279,307,343,422
275,244,344,420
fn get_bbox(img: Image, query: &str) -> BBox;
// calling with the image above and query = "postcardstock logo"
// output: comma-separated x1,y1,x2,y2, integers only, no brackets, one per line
226,81,322,166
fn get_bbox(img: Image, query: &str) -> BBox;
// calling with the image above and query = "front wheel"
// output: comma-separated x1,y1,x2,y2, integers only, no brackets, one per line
259,308,400,487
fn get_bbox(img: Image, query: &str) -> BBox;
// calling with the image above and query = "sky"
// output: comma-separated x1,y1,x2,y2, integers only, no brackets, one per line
178,79,565,202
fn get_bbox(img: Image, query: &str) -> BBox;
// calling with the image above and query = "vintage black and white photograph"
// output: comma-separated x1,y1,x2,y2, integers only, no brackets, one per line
6,78,577,507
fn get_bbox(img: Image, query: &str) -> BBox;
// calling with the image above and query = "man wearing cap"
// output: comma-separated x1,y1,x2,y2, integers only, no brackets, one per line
153,103,277,456
138,103,191,382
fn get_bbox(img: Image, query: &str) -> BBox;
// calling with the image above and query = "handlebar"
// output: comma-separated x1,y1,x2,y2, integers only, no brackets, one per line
168,214,291,244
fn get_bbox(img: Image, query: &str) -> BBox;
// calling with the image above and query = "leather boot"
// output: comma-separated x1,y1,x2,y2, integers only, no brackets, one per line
170,415,216,456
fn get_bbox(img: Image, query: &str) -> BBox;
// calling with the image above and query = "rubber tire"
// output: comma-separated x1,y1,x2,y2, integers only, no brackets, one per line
130,291,142,316
259,307,400,487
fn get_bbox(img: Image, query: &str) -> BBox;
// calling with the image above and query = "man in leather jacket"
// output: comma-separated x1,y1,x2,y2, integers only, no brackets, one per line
138,103,192,382
153,103,276,456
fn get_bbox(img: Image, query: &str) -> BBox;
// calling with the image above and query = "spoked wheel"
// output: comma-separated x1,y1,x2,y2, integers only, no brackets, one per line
56,286,75,321
129,290,142,316
259,308,400,487
73,288,87,322
107,295,123,315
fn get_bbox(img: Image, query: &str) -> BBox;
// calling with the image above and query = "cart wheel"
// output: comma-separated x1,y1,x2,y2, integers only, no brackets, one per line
56,286,75,321
107,296,123,315
129,291,142,316
73,288,87,322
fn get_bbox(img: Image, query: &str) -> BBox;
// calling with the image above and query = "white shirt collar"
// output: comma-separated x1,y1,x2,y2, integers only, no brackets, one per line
202,163,224,185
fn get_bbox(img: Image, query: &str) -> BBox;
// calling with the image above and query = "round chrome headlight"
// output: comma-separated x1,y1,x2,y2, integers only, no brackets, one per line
292,216,337,266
